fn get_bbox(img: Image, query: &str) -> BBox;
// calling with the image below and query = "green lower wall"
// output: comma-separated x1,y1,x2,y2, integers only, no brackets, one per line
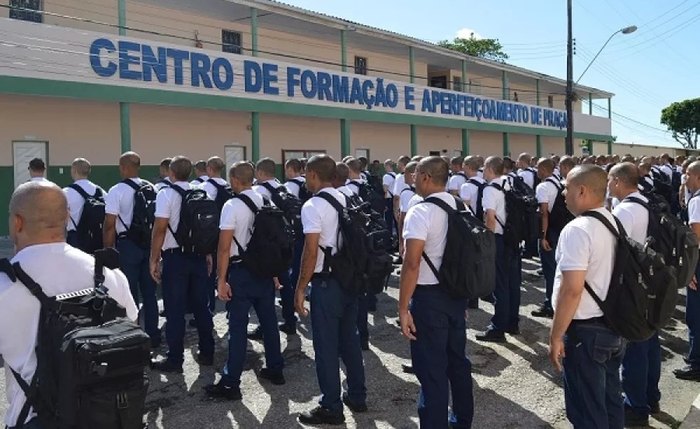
0,167,13,236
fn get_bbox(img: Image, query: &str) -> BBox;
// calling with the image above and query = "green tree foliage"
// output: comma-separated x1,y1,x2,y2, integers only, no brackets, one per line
661,98,700,149
438,33,509,62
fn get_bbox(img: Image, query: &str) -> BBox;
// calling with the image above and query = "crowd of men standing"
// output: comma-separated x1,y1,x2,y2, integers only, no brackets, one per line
0,148,698,429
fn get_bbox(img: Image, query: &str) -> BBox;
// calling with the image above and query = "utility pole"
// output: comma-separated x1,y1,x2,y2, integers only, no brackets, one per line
565,0,574,156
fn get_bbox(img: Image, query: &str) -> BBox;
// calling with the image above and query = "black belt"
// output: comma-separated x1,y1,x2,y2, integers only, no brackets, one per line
312,273,331,281
162,248,183,255
416,284,440,289
569,316,605,326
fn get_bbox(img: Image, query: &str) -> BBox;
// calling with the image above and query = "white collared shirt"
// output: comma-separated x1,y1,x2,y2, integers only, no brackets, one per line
518,168,536,189
64,179,101,231
392,173,409,196
403,192,456,285
154,181,191,250
552,208,617,319
104,178,149,235
201,177,229,201
459,176,485,215
382,172,396,198
613,192,649,245
284,176,306,198
154,177,171,192
482,178,507,235
346,178,364,195
536,176,560,214
447,173,468,193
399,186,417,214
28,177,49,183
301,187,347,273
253,179,281,201
219,189,263,257
688,190,700,227
189,175,209,188
0,243,137,427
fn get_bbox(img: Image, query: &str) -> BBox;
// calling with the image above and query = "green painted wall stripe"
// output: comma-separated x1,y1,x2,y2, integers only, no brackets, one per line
462,129,470,155
119,102,131,153
0,76,613,141
410,124,418,156
409,46,415,84
118,0,126,36
340,119,351,157
251,111,260,162
0,167,13,236
536,134,542,157
502,132,509,156
608,98,612,119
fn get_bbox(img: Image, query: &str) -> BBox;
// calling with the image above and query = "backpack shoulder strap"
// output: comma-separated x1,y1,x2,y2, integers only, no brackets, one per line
121,178,141,192
259,181,278,194
580,211,622,238
315,191,345,215
421,196,458,214
11,262,53,307
545,178,562,191
207,178,225,191
289,178,303,186
623,196,649,211
68,183,90,200
234,193,260,215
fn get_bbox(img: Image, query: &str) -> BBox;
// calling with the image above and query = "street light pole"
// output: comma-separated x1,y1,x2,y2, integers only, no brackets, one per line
565,0,574,156
576,25,637,84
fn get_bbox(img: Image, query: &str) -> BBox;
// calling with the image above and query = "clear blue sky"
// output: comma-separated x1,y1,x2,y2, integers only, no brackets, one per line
287,0,699,148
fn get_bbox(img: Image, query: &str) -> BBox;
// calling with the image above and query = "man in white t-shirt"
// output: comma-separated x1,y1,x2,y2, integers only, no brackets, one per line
0,182,137,429
392,156,411,222
459,156,486,218
447,156,467,196
149,156,215,373
154,158,172,192
548,165,624,429
517,153,537,190
398,161,419,259
27,158,49,183
189,160,209,187
676,160,700,382
399,156,473,428
294,155,366,425
204,161,285,401
608,162,658,426
382,159,397,234
63,158,105,253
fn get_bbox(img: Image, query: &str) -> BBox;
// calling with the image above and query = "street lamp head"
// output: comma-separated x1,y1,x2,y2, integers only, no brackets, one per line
621,25,637,34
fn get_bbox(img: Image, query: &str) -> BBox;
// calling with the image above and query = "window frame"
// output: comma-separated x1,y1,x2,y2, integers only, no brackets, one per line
354,56,368,75
9,0,43,23
222,29,242,55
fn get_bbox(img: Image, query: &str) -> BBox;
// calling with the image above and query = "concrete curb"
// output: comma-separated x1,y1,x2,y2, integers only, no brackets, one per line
680,392,700,429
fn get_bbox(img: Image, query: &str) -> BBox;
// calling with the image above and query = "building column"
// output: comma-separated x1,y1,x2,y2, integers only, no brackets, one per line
607,140,613,155
118,0,131,153
409,46,417,156
502,70,509,156
535,78,542,157
340,29,351,157
588,92,593,115
608,97,612,119
461,59,469,155
250,7,260,161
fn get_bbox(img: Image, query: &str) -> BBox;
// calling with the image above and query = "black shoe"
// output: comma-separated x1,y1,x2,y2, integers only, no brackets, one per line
673,365,700,381
159,309,166,317
467,300,479,309
188,319,196,328
624,406,649,427
203,383,242,401
401,364,415,374
481,294,495,304
531,305,554,318
475,329,506,343
342,392,368,413
150,358,183,374
298,406,345,425
360,339,370,351
649,401,661,415
194,352,213,366
150,337,162,349
505,326,520,335
247,326,263,340
279,323,297,336
259,368,286,385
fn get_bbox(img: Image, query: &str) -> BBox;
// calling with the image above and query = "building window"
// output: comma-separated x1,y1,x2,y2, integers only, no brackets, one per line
222,30,242,54
224,145,246,166
513,91,519,102
282,150,326,167
10,0,43,23
548,95,554,108
430,76,448,89
453,76,462,92
354,56,368,75
355,148,369,160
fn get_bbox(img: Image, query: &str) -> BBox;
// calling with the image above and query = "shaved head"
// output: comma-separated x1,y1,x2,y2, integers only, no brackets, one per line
568,165,608,201
609,162,639,188
120,151,141,168
416,156,449,186
10,182,68,249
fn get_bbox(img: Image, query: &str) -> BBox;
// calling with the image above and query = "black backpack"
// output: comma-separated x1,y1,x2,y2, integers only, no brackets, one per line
316,192,393,295
350,180,386,215
119,180,157,249
467,178,486,220
68,184,105,254
232,193,294,278
491,179,539,248
420,197,496,300
168,185,220,255
582,211,678,342
651,168,674,206
288,178,312,203
545,178,575,236
206,178,234,212
259,182,304,238
0,249,151,429
625,194,698,290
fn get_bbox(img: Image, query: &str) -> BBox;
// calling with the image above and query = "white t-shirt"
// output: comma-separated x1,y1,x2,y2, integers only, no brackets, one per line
536,177,560,213
29,177,49,183
104,177,149,235
552,208,617,320
338,185,355,198
346,178,364,195
393,173,408,196
189,175,209,188
688,190,700,226
612,192,648,245
154,181,191,250
518,168,536,189
447,173,468,193
682,174,692,205
403,192,455,285
482,179,507,235
301,187,347,273
201,177,229,201
383,172,396,198
284,176,306,198
219,189,262,257
660,164,673,180
460,176,485,215
154,177,171,192
0,243,137,427
399,186,417,214
253,179,281,201
64,179,101,231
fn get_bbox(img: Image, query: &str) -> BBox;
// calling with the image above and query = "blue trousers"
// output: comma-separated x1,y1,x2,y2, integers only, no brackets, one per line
9,417,42,429
491,235,521,333
564,321,625,429
687,263,700,368
357,292,370,344
622,333,661,417
539,233,558,309
222,264,283,387
161,250,215,365
410,286,473,429
310,276,366,413
117,238,160,341
279,237,304,326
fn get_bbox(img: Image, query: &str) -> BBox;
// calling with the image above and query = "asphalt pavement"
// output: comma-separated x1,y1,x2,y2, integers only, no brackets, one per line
0,240,698,428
